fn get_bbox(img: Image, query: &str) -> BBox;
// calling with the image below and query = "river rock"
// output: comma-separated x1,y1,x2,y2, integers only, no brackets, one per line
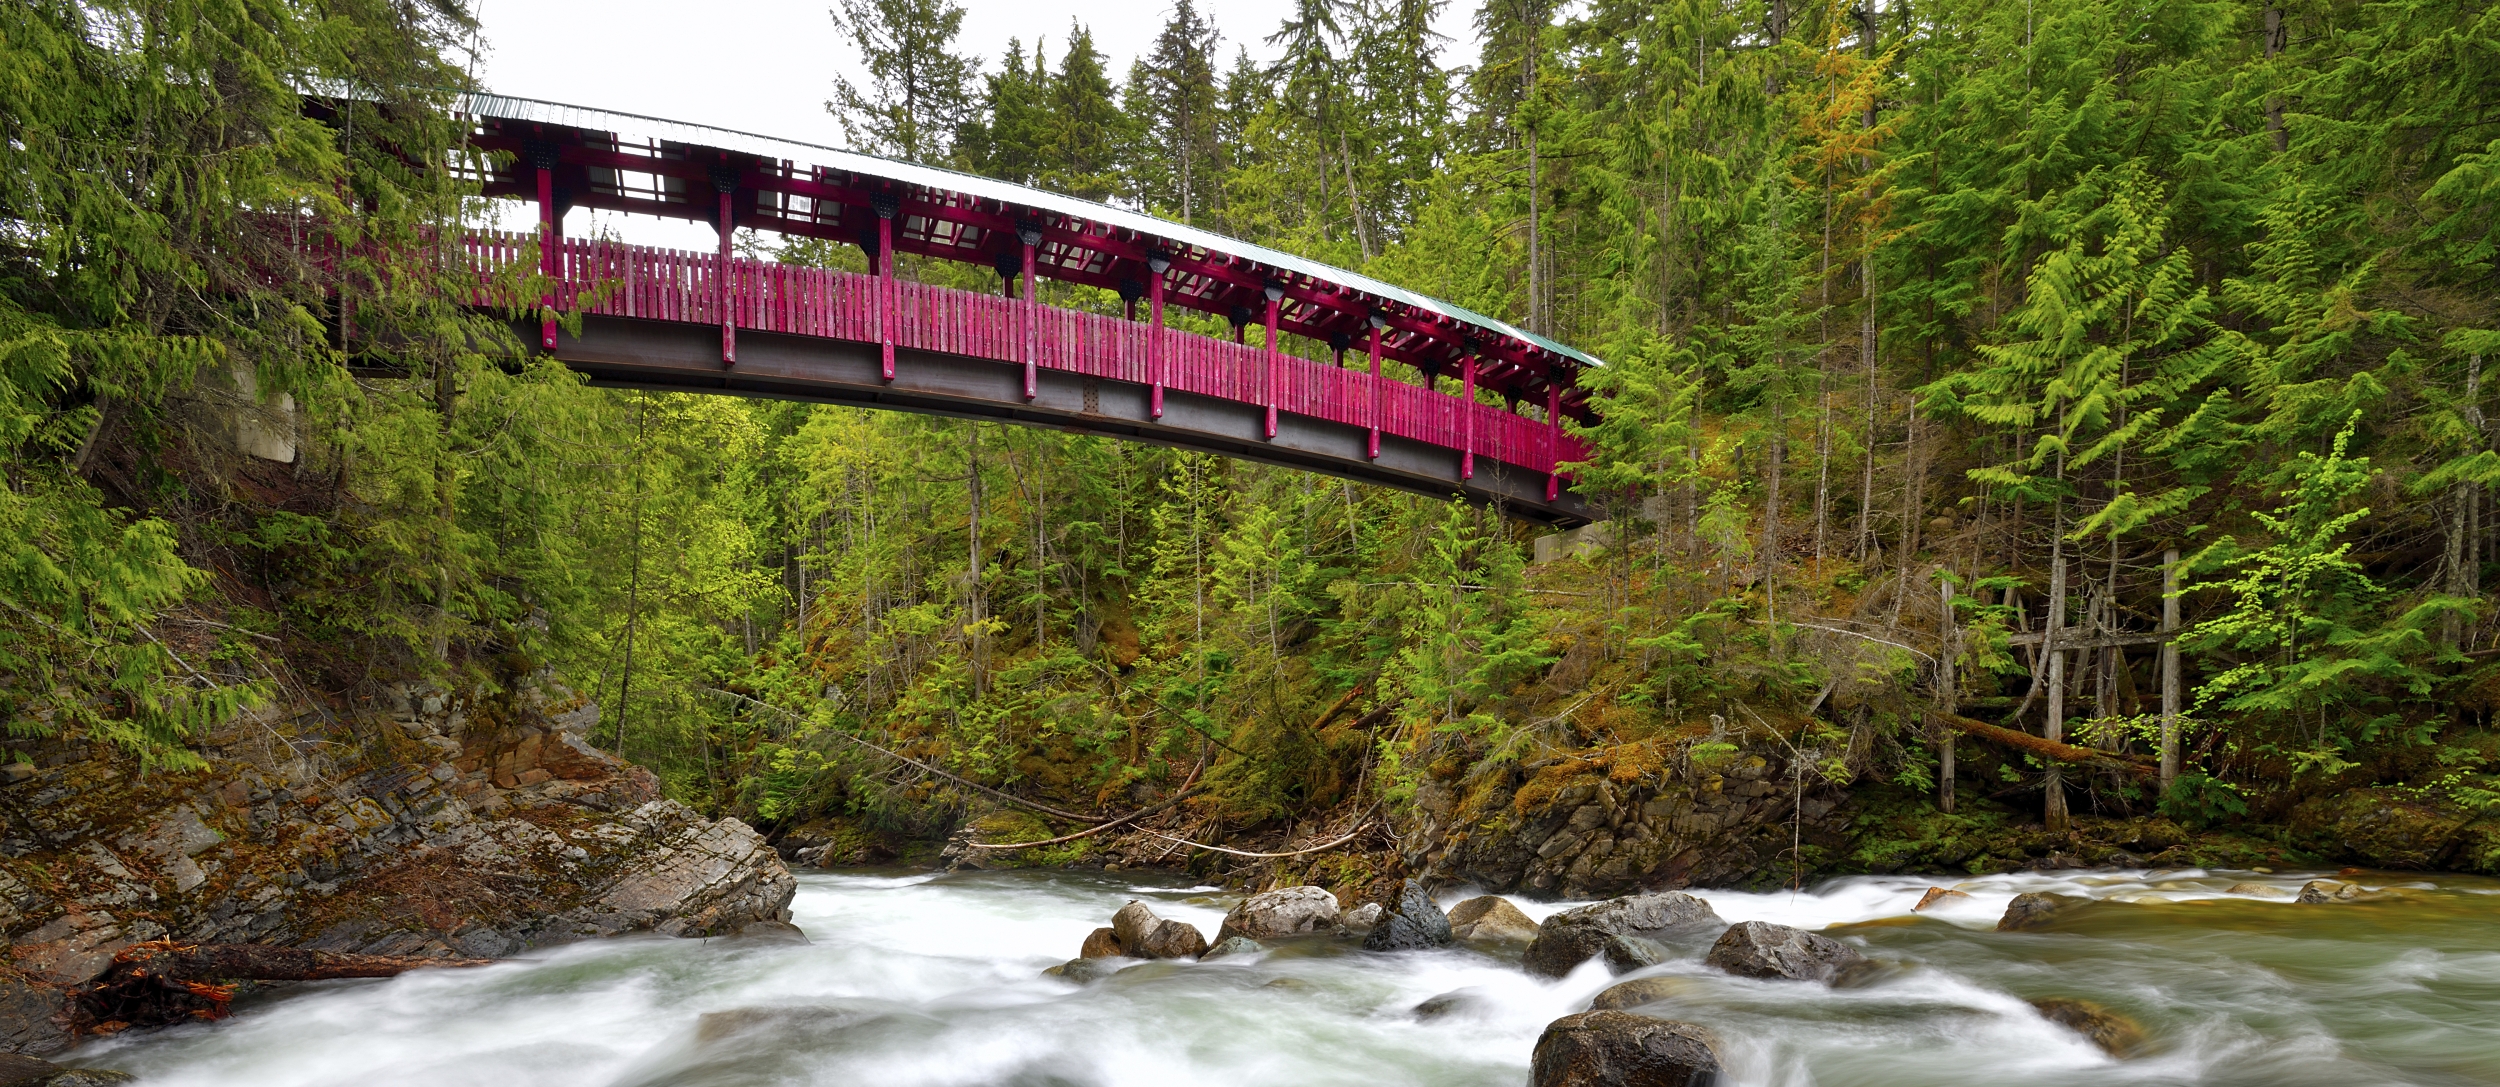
2031,998,2146,1057
1530,1011,1722,1087
2225,882,2287,898
1200,936,1264,961
1447,896,1540,946
0,1054,134,1086
1080,926,1126,958
1045,956,1123,984
1110,901,1208,959
1589,976,1703,1011
1602,934,1667,973
1522,893,1724,978
2297,879,2361,904
1342,902,1385,933
726,920,810,945
1217,886,1340,942
1413,987,1492,1021
1704,921,1867,983
692,1005,873,1044
1913,887,1969,911
1363,882,1454,952
1997,892,2086,931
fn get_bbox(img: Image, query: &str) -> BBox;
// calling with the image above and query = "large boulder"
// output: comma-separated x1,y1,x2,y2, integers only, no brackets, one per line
1363,882,1454,952
1110,901,1208,960
1447,895,1540,947
1996,892,2086,932
1531,1011,1722,1087
1703,921,1866,984
1216,886,1340,942
1079,927,1125,958
1521,893,1724,978
2296,879,2362,904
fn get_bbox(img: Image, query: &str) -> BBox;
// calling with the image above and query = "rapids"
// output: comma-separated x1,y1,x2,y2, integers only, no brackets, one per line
68,867,2500,1086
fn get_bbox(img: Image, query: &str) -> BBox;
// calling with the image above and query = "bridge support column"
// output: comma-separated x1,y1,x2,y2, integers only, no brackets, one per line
1460,349,1477,480
1147,253,1170,419
530,140,560,352
1018,223,1040,400
1545,383,1562,502
1366,316,1384,459
715,188,735,365
1262,284,1283,439
874,196,896,381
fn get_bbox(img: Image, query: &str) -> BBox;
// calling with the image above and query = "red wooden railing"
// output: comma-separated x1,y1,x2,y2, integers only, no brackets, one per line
466,231,1587,483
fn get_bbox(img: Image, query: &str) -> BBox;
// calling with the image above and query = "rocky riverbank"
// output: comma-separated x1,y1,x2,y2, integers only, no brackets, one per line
0,678,793,1056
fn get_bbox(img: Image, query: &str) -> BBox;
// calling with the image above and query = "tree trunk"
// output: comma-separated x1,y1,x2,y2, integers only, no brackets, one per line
2043,508,2071,834
1938,577,1957,814
2160,547,2181,793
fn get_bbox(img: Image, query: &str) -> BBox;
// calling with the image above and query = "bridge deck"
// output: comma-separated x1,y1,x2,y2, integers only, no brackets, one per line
483,233,1595,523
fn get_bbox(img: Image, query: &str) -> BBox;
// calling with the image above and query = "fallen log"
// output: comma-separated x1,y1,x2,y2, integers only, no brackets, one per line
72,940,492,1035
1933,712,2158,777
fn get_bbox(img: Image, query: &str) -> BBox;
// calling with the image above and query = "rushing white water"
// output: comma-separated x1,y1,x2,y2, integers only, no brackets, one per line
70,866,2500,1086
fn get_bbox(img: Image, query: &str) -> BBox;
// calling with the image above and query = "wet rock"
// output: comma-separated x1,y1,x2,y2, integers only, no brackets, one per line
1079,926,1125,959
1447,895,1539,947
1996,892,2086,932
1200,936,1264,961
1913,887,1968,911
1522,893,1724,978
1044,957,1123,984
2031,998,2146,1057
692,1005,873,1044
1601,934,1666,974
1217,886,1339,943
1263,976,1310,990
562,800,799,938
2224,882,2288,898
1530,1010,1721,1087
727,920,811,945
1589,976,1703,1011
2296,879,2361,904
1110,901,1208,960
1413,987,1491,1021
1362,882,1453,952
0,1055,135,1086
1341,902,1384,934
0,979,66,1057
1704,921,1867,984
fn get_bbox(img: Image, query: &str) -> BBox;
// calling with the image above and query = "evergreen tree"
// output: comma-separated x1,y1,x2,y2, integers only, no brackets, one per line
827,0,981,163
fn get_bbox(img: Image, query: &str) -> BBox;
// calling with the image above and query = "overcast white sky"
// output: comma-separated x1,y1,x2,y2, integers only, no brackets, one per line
470,0,1480,148
466,1,1478,245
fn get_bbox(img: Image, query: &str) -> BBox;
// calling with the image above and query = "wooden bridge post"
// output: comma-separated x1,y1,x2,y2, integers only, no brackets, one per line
1018,222,1041,400
710,159,738,366
1366,315,1385,459
1262,283,1283,439
873,194,897,381
1545,381,1562,501
530,139,561,351
1147,253,1170,419
1460,348,1477,480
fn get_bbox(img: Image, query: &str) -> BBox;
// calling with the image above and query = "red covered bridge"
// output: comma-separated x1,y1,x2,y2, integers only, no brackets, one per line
462,95,1599,525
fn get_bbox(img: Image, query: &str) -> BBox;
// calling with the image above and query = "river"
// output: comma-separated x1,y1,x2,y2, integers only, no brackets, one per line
69,866,2500,1086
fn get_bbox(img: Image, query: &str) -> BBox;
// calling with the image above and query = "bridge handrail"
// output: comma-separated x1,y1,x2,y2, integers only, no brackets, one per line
466,230,1588,481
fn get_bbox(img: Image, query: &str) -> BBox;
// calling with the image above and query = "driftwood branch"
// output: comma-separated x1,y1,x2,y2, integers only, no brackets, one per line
1139,821,1372,858
961,788,1204,850
74,940,491,1035
1932,712,2157,776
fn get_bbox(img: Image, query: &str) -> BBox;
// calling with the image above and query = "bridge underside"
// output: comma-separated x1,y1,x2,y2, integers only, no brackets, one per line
540,315,1595,526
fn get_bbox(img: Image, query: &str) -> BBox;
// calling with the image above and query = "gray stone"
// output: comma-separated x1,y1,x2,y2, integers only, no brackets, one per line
1341,902,1385,933
1045,956,1123,984
1199,936,1264,961
0,979,65,1057
1997,892,2087,931
1217,886,1339,942
2297,879,2360,904
1531,1011,1721,1087
1522,893,1724,978
1447,895,1540,947
1413,987,1491,1021
1601,934,1667,974
1363,882,1453,952
1703,921,1867,984
727,920,811,945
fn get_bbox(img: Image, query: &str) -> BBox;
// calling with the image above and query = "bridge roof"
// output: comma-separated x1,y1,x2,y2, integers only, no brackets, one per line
459,93,1600,405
